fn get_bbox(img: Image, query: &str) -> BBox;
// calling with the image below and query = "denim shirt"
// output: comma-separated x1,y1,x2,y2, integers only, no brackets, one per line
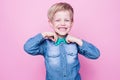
24,33,100,80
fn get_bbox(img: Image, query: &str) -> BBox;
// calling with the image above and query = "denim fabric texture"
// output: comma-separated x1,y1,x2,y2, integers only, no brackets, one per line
24,33,100,80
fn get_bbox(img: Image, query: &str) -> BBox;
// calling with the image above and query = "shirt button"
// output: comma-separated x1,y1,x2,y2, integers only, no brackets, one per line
63,54,65,57
64,75,66,77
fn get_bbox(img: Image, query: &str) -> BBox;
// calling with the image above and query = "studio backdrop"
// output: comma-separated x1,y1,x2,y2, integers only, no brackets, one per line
0,0,120,80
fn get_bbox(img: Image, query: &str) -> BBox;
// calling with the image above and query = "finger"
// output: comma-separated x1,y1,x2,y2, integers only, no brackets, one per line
66,35,70,43
49,36,55,41
66,37,70,43
47,32,55,41
53,33,58,42
66,40,70,43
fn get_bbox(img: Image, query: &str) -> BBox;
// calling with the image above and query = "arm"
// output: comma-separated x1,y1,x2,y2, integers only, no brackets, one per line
24,33,45,55
66,35,100,59
77,40,100,59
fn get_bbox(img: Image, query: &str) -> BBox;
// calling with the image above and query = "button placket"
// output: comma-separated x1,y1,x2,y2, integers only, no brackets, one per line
59,44,67,79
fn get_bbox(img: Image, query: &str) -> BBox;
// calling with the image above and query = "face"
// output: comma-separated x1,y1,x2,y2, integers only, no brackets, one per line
49,11,73,38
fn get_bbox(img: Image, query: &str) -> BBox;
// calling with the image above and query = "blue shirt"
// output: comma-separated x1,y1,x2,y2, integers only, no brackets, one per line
24,33,100,80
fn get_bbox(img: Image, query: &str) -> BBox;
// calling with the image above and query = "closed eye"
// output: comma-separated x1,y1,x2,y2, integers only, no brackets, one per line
65,19,70,22
55,20,60,22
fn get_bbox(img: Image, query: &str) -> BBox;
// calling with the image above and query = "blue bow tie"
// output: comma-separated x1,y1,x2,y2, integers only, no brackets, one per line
55,38,67,46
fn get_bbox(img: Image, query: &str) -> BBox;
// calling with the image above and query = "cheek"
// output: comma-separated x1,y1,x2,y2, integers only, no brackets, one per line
68,27,72,31
68,26,72,31
67,22,72,26
67,25,72,29
53,22,60,27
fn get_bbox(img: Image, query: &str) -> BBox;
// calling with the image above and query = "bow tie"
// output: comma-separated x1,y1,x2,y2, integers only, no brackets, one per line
55,38,67,46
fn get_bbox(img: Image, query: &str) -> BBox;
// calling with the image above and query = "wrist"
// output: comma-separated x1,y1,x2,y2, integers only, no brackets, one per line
74,38,83,46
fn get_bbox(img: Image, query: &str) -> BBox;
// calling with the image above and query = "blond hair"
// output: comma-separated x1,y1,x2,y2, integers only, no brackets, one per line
47,2,74,22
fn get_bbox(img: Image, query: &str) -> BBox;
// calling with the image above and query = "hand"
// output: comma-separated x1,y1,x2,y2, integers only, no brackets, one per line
66,34,83,46
41,32,58,42
66,35,77,43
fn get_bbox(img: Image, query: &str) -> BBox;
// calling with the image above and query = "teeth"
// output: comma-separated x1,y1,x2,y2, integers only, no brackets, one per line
58,27,67,31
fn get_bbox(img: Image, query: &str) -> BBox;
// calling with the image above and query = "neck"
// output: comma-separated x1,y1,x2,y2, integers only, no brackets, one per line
56,33,68,38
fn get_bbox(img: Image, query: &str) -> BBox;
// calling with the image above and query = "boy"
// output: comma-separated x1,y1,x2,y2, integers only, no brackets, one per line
24,2,100,80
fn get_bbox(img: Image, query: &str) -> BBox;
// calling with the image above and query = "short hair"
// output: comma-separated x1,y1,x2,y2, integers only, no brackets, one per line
47,2,74,22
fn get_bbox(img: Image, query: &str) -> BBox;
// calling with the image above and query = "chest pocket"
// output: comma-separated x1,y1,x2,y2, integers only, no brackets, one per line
47,46,60,58
64,44,78,64
65,44,78,56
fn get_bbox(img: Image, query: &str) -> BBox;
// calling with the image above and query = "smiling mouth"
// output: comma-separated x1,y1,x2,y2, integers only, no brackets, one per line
58,27,67,31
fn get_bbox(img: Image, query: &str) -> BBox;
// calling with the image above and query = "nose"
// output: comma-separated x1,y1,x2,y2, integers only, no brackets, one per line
61,20,65,26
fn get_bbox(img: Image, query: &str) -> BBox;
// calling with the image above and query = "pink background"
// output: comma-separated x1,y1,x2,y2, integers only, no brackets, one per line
0,0,120,80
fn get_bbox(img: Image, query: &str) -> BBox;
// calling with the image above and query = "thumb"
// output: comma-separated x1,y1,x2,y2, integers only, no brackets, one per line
66,37,70,43
49,36,55,41
53,33,58,42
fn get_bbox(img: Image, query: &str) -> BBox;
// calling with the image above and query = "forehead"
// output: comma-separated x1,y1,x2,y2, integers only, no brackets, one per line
54,11,70,18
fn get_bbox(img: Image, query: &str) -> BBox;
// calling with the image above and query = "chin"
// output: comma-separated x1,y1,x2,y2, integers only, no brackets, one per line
57,33,68,37
55,30,69,37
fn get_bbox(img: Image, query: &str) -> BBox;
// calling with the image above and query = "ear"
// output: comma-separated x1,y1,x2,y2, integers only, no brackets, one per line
48,19,53,27
71,21,74,27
